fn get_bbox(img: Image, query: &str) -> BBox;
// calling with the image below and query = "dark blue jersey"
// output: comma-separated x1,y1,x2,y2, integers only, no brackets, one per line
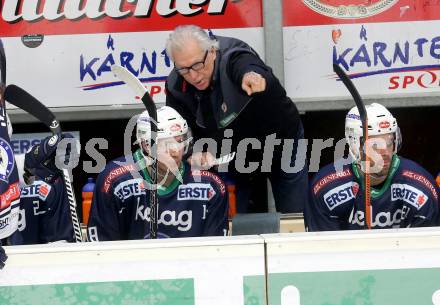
9,177,74,244
305,156,439,231
87,151,229,241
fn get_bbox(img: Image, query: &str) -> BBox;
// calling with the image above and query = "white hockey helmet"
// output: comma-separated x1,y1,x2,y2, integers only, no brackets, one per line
345,103,401,162
136,106,191,150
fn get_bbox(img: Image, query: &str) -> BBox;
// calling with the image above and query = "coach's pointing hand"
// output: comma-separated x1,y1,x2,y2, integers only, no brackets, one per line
242,71,266,96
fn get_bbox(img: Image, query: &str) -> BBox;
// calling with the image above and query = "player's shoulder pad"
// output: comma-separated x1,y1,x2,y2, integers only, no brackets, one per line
311,162,353,196
190,170,226,195
397,157,439,201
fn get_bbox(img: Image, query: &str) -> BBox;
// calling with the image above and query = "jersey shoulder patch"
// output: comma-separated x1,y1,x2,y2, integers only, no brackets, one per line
101,160,137,193
313,167,352,195
190,170,226,195
398,158,438,201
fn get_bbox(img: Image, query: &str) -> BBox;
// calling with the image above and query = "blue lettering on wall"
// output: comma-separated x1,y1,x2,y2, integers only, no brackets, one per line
80,34,171,83
393,42,409,65
350,44,371,68
373,42,391,67
11,139,42,154
430,36,440,59
80,56,99,81
333,26,440,73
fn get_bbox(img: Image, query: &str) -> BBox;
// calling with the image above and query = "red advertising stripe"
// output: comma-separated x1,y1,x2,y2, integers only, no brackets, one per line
283,0,440,27
0,0,262,37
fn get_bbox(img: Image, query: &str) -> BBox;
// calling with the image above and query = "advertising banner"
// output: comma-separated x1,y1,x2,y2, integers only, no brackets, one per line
3,229,440,304
1,0,264,108
282,0,440,102
1,236,266,305
261,229,440,305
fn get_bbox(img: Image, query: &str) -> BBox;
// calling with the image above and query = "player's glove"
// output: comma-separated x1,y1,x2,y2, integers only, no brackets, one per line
24,133,80,184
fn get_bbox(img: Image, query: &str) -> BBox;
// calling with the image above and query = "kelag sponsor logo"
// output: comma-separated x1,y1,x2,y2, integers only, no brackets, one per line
349,207,408,228
333,25,440,91
177,183,216,201
135,201,192,232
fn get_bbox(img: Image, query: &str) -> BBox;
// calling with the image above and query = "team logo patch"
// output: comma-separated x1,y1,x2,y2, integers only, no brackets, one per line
38,182,52,200
379,121,390,128
346,113,360,120
323,181,358,210
177,183,216,201
50,120,59,129
47,135,59,146
302,0,398,19
391,183,428,210
0,137,15,182
170,123,182,132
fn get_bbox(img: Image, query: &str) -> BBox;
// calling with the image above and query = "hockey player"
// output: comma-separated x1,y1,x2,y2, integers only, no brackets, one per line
305,103,439,230
87,106,229,241
0,113,17,268
9,134,76,244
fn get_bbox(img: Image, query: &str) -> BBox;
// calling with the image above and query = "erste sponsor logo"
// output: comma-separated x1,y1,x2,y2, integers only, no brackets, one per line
391,183,428,209
323,181,359,210
177,183,216,201
114,178,145,201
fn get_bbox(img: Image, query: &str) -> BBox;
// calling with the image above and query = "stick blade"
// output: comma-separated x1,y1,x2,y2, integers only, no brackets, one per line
111,64,157,120
333,64,367,120
4,84,61,134
111,65,147,97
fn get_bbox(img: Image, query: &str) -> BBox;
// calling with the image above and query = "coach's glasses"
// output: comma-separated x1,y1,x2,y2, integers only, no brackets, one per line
175,50,209,75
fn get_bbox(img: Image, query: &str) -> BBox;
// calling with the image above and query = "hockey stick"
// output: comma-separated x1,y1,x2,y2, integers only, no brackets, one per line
333,64,371,229
0,39,7,119
111,65,159,239
0,40,6,90
4,84,84,241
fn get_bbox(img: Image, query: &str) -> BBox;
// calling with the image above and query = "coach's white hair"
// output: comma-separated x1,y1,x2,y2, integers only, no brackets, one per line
165,25,219,62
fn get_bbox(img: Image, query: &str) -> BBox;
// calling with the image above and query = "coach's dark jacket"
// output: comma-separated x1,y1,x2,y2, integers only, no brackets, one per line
166,35,302,170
